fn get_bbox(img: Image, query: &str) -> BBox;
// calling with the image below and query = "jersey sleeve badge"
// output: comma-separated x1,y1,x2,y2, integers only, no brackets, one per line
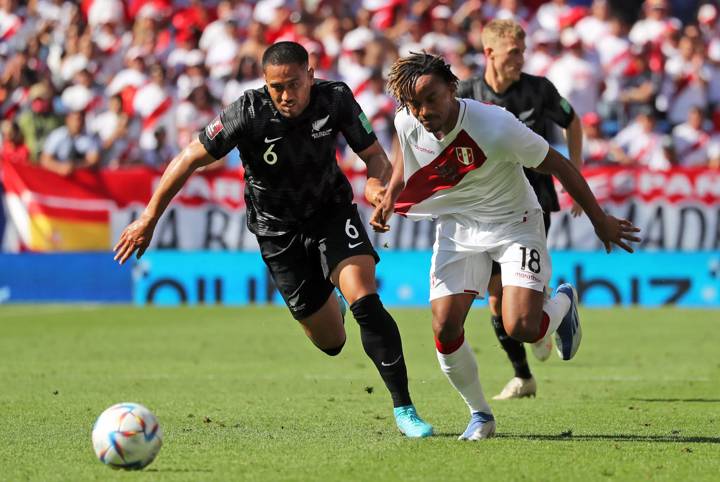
359,112,373,134
206,116,224,140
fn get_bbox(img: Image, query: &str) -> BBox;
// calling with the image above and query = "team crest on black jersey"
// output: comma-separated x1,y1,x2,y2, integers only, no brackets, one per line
311,114,332,139
455,147,474,166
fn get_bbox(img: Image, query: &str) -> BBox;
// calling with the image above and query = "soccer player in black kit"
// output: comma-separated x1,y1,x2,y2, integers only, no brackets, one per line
456,19,585,400
114,41,433,438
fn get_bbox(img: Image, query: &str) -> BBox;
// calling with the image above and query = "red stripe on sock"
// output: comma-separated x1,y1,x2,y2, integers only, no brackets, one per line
533,313,550,343
435,332,465,354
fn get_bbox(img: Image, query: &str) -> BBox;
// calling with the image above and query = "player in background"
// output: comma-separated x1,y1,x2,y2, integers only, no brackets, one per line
375,52,640,440
456,19,585,400
114,42,433,438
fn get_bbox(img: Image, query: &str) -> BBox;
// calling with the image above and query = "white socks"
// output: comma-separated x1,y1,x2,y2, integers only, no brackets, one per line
540,290,572,338
436,339,492,415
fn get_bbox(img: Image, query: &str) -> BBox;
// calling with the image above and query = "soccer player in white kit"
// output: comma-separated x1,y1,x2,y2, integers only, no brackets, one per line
372,53,641,440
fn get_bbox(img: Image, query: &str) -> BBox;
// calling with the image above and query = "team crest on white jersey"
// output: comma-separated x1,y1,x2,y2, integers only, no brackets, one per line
455,147,474,166
312,115,332,138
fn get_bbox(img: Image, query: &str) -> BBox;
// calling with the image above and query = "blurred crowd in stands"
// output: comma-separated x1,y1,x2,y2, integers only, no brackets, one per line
2,0,720,176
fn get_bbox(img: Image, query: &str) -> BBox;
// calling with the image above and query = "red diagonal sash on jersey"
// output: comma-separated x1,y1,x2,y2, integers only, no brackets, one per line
395,130,487,216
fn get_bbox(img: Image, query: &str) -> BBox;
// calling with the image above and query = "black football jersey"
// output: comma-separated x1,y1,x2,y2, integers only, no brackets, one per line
457,72,575,212
199,80,377,236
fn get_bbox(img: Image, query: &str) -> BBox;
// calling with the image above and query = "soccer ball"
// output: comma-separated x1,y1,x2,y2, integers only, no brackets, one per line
92,402,163,470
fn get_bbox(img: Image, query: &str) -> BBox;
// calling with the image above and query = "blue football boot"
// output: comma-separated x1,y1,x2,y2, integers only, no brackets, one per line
458,411,496,440
554,283,582,360
393,405,433,438
335,289,347,322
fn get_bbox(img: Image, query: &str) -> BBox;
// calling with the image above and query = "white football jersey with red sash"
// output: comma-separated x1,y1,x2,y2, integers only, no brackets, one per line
394,99,550,222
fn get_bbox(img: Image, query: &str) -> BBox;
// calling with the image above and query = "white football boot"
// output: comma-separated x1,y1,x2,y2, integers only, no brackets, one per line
492,376,537,400
531,333,553,361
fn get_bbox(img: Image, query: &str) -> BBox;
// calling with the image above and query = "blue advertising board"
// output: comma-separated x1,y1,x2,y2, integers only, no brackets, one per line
0,250,716,307
0,253,132,303
132,251,720,308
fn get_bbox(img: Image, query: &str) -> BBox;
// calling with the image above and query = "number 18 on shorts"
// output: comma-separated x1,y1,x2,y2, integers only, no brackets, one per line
429,210,551,300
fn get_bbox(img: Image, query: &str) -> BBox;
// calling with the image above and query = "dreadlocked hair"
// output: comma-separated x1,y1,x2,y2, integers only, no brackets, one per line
386,52,458,108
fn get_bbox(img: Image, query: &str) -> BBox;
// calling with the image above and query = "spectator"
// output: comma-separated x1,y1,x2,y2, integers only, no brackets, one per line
338,27,375,91
140,126,177,169
222,55,263,106
0,119,30,164
547,28,601,116
176,84,218,149
660,33,710,126
581,112,611,165
134,63,176,156
671,105,711,167
40,110,100,176
237,20,269,67
706,37,720,110
532,0,571,34
420,5,463,57
595,15,632,123
354,68,396,156
17,82,62,162
610,107,671,170
618,44,663,125
575,0,610,50
90,94,136,168
698,4,719,41
629,0,682,48
495,0,531,25
106,47,149,97
524,29,558,77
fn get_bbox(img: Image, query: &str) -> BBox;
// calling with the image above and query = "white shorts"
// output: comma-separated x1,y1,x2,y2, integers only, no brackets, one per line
429,209,551,301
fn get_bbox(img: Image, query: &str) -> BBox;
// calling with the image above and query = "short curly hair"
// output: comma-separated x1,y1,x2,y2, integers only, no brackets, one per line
386,52,458,107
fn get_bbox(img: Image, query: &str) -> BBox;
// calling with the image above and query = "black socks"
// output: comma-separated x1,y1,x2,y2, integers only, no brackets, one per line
491,315,532,380
350,294,412,408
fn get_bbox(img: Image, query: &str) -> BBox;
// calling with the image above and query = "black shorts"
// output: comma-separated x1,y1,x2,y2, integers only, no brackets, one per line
257,203,379,320
491,210,551,276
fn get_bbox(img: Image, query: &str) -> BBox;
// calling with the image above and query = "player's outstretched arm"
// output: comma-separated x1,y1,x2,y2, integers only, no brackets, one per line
564,114,585,217
535,147,641,253
357,140,394,232
113,139,216,264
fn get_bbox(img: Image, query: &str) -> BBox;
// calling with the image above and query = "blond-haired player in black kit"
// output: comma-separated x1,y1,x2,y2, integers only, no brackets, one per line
456,19,585,400
114,41,432,438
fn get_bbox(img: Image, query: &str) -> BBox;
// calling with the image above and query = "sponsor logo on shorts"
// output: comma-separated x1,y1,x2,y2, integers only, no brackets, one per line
515,271,542,283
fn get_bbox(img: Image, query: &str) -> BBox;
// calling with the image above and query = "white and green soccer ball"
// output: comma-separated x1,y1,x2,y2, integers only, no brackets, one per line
92,402,163,470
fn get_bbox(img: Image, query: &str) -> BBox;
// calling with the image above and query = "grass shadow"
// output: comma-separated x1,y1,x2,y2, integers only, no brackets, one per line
145,468,214,473
497,433,720,444
630,398,720,403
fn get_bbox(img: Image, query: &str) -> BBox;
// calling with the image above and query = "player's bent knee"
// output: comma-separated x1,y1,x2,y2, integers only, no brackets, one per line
505,316,541,342
432,316,464,344
349,293,382,325
320,340,346,356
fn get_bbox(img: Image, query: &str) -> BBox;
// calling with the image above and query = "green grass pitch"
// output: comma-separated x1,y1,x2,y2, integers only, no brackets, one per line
1,305,718,481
